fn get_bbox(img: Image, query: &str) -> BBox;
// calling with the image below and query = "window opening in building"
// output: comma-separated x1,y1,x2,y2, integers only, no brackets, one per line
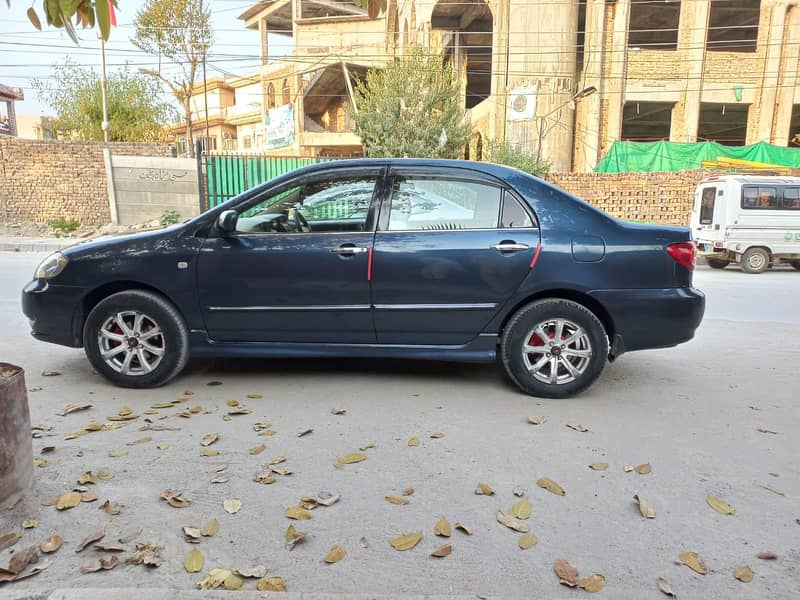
697,102,749,146
621,101,674,141
707,0,759,52
628,0,680,50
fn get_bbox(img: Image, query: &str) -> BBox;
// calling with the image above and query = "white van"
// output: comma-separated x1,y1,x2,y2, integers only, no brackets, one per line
690,175,800,273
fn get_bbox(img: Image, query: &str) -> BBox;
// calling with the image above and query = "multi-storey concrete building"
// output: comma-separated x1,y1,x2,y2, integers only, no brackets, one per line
233,0,798,171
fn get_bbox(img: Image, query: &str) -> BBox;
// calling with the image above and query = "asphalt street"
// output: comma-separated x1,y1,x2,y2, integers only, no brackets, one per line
0,252,798,598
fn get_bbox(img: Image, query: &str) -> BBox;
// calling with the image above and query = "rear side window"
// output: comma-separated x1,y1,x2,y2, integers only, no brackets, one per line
699,187,716,224
501,193,536,228
742,186,777,209
782,187,800,210
386,177,502,231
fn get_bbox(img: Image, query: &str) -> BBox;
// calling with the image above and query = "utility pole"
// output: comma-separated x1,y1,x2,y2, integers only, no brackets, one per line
203,48,210,151
100,36,110,142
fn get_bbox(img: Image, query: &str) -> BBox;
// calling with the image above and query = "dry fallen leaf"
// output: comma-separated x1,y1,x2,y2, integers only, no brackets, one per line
285,525,306,550
224,498,242,514
633,495,656,519
80,555,119,574
475,483,494,495
635,463,652,475
317,491,340,506
257,577,286,591
331,408,346,415
360,537,369,548
39,535,62,554
107,450,128,458
234,565,267,579
519,533,537,549
757,551,777,560
100,500,120,515
183,526,202,542
93,544,125,552
657,576,676,597
554,559,579,586
161,489,191,508
434,518,451,537
408,436,420,446
762,484,784,496
566,421,588,432
7,546,38,575
200,433,218,447
390,531,423,551
58,403,92,416
336,452,367,465
385,496,409,505
126,543,162,567
509,498,532,520
201,519,219,537
197,568,232,589
527,415,548,425
679,551,707,575
285,506,312,520
97,471,114,480
0,533,22,551
455,522,472,535
324,545,346,564
497,511,528,533
430,432,445,439
228,408,252,416
733,565,753,583
80,491,98,503
247,393,263,399
22,519,37,529
127,436,152,446
76,530,104,553
512,485,525,497
249,444,266,456
431,543,452,557
578,573,606,593
589,463,608,471
706,495,735,515
624,464,635,472
226,400,239,407
297,428,313,437
200,449,219,457
210,475,228,484
56,491,81,510
268,456,286,465
359,442,376,451
184,548,204,573
537,477,565,496
402,488,415,496
150,402,175,409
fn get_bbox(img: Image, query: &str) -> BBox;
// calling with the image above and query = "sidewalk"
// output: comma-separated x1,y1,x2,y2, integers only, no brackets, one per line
0,236,83,253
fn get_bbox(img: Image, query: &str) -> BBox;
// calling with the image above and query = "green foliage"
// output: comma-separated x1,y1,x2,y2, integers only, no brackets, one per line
352,49,470,159
159,210,181,226
485,140,551,177
132,0,212,156
50,217,80,236
32,59,177,142
14,0,118,43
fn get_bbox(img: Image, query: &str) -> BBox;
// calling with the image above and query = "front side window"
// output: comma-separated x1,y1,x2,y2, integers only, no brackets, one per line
700,187,716,224
782,187,800,210
386,177,502,231
236,175,377,234
742,186,777,209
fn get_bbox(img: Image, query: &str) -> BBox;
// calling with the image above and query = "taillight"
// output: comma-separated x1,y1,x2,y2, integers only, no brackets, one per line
667,242,696,271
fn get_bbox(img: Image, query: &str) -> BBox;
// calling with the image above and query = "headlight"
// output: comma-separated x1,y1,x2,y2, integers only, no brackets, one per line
35,252,69,280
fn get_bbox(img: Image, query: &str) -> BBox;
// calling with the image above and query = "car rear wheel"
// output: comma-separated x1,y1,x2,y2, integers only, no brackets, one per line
500,298,609,398
706,258,730,269
790,260,800,271
84,290,189,388
741,247,769,274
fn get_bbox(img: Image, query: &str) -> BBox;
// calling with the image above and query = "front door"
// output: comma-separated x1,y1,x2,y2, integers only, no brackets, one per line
197,168,383,343
371,170,541,345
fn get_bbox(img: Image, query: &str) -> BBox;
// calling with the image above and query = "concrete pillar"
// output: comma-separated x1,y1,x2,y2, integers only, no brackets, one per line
773,4,800,144
670,0,710,143
259,17,269,66
755,1,790,142
490,0,510,142
573,0,606,171
603,0,630,155
504,0,578,171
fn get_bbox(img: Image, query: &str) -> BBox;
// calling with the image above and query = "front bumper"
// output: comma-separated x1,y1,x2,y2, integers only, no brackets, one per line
21,280,84,347
591,287,705,354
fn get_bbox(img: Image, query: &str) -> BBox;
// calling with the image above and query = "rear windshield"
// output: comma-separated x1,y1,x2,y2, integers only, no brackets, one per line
699,187,715,224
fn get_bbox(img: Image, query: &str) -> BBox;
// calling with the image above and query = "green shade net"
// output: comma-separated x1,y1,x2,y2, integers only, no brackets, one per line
595,140,800,173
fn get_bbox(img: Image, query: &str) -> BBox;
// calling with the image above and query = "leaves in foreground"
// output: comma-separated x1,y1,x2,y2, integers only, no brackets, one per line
81,555,119,573
497,511,528,533
509,498,531,520
335,452,367,467
537,477,565,496
184,548,204,573
285,506,312,520
589,463,608,471
76,530,104,553
285,525,307,550
554,559,579,586
385,495,409,505
161,489,190,508
223,498,242,514
434,518,451,537
527,415,547,425
633,495,656,519
706,495,735,515
431,543,452,557
519,533,537,549
390,531,422,551
126,543,163,567
578,574,606,593
657,576,676,597
324,545,346,564
257,577,286,591
39,536,62,554
678,551,706,575
733,565,753,582
475,483,494,495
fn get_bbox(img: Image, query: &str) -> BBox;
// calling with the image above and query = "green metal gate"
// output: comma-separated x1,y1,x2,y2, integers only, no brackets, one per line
202,153,334,209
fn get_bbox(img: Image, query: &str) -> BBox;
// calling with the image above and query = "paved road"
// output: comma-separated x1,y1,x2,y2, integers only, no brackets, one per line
1,253,798,599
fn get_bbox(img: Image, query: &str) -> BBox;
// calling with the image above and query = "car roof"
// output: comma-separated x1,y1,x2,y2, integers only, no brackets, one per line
299,158,526,180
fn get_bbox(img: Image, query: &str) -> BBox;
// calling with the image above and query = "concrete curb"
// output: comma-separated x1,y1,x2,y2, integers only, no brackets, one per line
0,238,80,253
4,591,505,600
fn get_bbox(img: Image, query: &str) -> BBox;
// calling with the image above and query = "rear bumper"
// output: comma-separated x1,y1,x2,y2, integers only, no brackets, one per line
21,280,84,347
591,287,705,354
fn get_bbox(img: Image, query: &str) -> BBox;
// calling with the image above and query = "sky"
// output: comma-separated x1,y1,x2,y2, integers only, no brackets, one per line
0,0,291,115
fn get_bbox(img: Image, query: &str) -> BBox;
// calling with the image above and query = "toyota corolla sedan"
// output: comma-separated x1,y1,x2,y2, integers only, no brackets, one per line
22,159,704,398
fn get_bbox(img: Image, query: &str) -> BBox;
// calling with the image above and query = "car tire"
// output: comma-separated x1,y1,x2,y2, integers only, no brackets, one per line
740,247,770,274
706,258,730,269
500,298,609,398
83,290,190,388
790,260,800,271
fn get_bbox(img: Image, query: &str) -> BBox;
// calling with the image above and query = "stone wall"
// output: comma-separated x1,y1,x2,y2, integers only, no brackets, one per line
0,139,173,226
547,169,707,225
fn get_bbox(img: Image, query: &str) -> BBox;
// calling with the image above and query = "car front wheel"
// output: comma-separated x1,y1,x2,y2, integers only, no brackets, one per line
740,247,769,274
706,258,730,269
500,298,609,398
83,290,189,388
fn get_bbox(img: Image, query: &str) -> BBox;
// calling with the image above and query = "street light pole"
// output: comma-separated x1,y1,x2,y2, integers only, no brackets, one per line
100,36,110,142
535,86,597,161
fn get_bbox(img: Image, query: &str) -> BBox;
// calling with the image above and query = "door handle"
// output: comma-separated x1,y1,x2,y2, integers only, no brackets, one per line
331,246,368,255
490,243,530,253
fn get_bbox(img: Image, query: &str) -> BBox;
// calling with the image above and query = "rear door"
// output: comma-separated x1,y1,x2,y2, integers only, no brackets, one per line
370,168,540,345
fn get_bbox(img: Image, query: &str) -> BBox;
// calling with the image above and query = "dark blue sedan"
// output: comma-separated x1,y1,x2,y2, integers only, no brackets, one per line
21,159,704,397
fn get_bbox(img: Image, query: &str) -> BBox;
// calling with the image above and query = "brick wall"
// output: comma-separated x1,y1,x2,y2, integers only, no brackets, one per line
0,139,174,226
546,169,707,225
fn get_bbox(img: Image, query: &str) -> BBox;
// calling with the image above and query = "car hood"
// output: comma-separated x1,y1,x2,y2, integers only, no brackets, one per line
61,225,185,259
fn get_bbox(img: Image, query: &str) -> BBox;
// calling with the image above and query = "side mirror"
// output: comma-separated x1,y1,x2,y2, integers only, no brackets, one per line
217,210,238,235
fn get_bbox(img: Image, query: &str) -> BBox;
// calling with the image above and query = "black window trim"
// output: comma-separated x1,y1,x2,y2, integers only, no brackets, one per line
740,184,786,211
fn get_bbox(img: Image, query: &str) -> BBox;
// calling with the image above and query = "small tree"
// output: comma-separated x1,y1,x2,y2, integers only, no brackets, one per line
352,49,470,158
485,139,551,177
132,0,212,157
33,59,177,142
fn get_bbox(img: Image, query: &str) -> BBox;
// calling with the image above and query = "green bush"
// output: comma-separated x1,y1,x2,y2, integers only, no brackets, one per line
50,217,80,236
159,210,181,227
485,140,551,177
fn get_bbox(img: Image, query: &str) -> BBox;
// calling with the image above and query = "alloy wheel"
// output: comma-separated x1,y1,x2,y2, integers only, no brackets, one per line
522,318,593,385
97,311,165,376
